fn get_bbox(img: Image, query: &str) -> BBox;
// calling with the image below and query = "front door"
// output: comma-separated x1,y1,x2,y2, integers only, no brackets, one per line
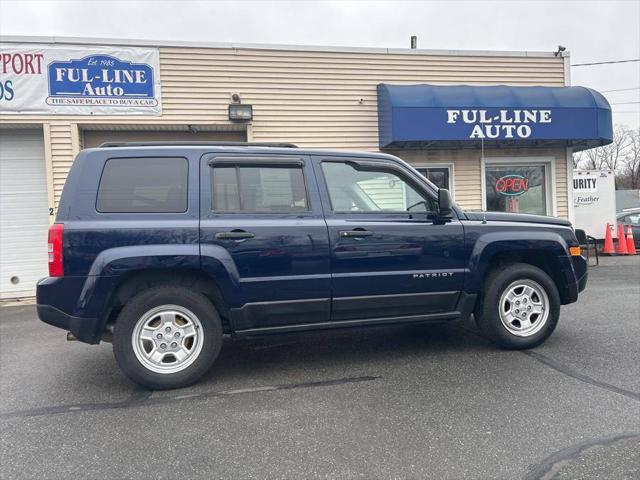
314,157,466,322
199,153,331,331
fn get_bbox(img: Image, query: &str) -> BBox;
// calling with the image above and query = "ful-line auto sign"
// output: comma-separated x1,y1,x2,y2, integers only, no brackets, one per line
0,44,161,115
47,55,157,107
446,109,552,139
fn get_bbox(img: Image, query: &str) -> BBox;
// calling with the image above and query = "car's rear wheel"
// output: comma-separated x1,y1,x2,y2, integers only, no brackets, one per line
475,263,560,349
113,286,222,389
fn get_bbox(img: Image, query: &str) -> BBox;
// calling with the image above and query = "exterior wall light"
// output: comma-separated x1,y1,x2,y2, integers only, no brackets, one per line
228,104,253,121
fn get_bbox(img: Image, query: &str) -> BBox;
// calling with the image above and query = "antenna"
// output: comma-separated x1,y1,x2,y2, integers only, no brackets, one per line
481,137,487,218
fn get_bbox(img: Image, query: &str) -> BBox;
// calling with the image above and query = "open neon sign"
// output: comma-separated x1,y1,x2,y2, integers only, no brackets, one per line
495,174,529,196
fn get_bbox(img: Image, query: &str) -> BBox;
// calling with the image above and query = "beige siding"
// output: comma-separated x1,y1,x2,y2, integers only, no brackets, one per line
0,43,567,211
555,150,569,218
158,48,564,148
49,123,75,206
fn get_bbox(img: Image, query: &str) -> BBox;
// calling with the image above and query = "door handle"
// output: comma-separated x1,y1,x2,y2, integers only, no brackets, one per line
215,231,255,240
339,230,374,238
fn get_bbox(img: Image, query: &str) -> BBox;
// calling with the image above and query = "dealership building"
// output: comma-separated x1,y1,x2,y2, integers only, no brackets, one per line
0,36,613,298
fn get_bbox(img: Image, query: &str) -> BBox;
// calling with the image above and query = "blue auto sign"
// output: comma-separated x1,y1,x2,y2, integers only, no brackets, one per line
377,84,613,149
47,54,157,107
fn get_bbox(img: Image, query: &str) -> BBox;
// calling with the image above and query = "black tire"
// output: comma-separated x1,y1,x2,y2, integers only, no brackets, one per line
475,263,560,349
113,285,222,389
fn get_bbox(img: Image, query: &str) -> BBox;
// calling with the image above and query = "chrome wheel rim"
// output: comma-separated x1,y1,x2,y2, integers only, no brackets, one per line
498,280,549,337
131,305,204,374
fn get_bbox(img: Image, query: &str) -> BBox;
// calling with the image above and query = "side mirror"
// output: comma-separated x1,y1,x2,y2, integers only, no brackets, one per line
574,228,587,245
438,189,453,218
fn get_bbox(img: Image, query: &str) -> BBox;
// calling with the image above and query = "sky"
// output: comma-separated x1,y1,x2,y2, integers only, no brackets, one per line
0,0,638,127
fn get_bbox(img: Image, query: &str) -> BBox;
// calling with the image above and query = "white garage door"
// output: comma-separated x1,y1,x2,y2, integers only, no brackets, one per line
0,129,49,299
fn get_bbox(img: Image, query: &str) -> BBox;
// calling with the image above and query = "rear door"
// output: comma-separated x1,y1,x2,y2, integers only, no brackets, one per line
199,153,331,331
314,156,466,322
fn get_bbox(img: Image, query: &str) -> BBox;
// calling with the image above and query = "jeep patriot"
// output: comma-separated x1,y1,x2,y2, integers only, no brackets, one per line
37,143,588,389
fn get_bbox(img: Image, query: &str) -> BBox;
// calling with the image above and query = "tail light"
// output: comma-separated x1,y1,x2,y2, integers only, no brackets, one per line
48,223,64,277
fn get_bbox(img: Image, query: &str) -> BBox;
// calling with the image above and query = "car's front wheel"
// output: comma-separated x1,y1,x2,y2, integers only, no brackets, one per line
475,263,560,349
113,286,222,389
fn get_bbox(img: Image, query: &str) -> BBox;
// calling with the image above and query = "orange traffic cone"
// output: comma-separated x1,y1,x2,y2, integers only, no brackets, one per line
616,224,628,255
626,225,637,255
602,223,615,255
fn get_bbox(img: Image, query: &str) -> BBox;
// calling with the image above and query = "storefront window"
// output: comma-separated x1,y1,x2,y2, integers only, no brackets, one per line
417,167,450,190
485,165,547,215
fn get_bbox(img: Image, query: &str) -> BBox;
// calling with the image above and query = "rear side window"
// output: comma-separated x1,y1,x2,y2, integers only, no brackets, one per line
211,166,308,212
97,157,188,213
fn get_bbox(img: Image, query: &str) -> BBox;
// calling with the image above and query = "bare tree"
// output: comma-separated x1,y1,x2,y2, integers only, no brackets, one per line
618,128,640,189
573,125,636,188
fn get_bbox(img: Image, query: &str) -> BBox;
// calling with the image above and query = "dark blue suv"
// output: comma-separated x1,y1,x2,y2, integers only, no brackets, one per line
37,143,587,389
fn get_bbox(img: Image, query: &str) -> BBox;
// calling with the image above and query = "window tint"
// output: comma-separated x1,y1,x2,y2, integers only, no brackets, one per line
212,167,240,211
211,166,308,212
322,162,435,213
97,157,188,213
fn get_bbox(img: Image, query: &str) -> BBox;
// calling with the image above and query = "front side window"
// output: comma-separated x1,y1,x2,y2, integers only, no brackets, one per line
322,162,435,213
485,164,547,215
97,157,188,213
211,166,308,212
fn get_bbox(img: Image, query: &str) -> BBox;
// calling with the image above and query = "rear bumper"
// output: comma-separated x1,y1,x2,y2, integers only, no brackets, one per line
36,276,104,344
36,304,100,344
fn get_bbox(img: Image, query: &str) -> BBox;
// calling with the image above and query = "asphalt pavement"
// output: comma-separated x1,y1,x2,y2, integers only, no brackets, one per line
1,256,639,479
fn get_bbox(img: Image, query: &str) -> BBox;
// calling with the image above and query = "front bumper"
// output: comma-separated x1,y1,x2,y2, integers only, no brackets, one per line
564,255,588,304
577,268,588,293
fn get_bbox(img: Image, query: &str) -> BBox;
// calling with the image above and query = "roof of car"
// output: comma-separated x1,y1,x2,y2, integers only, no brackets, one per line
618,207,640,215
83,142,400,161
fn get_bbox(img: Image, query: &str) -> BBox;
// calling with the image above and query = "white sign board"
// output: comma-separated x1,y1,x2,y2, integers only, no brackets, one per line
573,169,617,239
0,43,161,115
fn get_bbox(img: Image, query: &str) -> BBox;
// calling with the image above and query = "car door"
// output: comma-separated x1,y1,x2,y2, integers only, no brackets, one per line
199,153,331,331
313,156,466,323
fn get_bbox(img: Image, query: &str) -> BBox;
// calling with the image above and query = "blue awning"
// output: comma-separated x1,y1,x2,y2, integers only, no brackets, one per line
377,84,613,151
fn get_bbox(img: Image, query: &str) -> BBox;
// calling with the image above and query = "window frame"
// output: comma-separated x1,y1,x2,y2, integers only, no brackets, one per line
482,157,556,216
95,155,189,214
208,156,312,215
319,159,439,216
413,163,454,198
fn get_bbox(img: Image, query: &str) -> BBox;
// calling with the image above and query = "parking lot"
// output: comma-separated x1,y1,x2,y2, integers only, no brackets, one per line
1,256,638,480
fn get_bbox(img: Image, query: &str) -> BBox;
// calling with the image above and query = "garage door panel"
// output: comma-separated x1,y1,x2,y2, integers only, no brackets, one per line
0,231,49,245
0,196,48,211
0,129,49,299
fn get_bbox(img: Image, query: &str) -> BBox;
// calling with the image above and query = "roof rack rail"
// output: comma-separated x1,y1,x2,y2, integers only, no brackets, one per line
98,141,299,148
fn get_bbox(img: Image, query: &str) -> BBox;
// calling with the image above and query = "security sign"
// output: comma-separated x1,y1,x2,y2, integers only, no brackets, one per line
0,43,161,115
495,174,529,196
573,169,617,239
